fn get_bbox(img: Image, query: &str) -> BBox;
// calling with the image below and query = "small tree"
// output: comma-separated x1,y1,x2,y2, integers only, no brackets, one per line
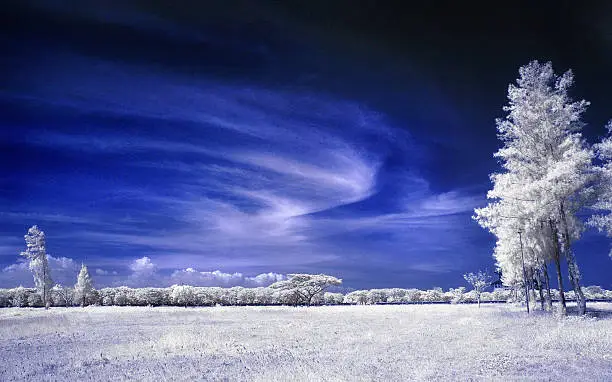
464,271,492,308
20,225,53,308
449,287,466,304
170,285,195,307
270,274,342,306
11,286,28,307
75,264,94,307
52,284,73,307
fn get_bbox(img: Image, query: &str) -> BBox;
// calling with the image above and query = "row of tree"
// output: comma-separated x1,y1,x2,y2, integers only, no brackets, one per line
474,61,612,315
2,284,610,308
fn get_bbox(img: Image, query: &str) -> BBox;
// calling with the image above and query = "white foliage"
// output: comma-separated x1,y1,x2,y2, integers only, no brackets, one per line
74,264,94,306
463,271,492,306
270,274,342,306
589,121,612,257
20,225,53,306
474,61,595,311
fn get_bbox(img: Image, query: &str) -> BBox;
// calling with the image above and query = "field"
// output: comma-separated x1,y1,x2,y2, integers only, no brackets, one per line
1,303,611,381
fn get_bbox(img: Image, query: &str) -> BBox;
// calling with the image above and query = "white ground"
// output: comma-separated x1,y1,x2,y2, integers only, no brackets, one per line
0,303,611,381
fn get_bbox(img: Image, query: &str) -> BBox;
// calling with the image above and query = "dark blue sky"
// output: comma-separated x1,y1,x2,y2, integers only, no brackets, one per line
1,1,611,289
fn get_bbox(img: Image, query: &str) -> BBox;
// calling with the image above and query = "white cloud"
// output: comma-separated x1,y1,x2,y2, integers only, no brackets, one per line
168,268,285,287
244,272,286,287
0,255,79,287
109,256,287,288
95,268,109,275
129,256,156,275
7,52,481,277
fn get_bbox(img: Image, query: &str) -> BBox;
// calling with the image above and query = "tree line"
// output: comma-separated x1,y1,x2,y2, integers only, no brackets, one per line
1,284,610,308
4,224,610,309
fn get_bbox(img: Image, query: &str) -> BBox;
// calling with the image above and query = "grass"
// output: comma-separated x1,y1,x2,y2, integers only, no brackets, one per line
0,303,611,381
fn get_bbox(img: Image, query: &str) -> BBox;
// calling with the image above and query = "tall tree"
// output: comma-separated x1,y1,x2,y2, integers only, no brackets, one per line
20,225,53,308
475,61,593,315
589,121,612,258
75,264,94,307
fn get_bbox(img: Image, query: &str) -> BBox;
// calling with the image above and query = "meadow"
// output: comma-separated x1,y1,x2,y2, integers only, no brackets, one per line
1,303,611,381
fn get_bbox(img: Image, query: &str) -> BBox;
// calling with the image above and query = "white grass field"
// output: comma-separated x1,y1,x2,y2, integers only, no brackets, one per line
1,303,611,381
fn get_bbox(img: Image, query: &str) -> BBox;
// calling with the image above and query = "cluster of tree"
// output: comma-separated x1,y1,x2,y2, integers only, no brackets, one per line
16,225,95,309
2,284,610,308
474,61,612,316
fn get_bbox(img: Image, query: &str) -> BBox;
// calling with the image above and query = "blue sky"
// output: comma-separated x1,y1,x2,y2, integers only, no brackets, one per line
1,1,611,289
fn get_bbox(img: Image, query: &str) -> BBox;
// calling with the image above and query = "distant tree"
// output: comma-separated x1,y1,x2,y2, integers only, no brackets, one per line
20,225,53,308
323,292,344,305
449,287,466,304
343,290,369,305
27,293,43,307
52,284,73,307
75,264,94,307
11,286,28,307
270,274,342,306
464,271,492,307
170,285,196,308
367,289,388,304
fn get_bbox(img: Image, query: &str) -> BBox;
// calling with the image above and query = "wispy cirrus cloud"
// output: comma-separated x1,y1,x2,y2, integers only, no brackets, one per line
0,51,487,288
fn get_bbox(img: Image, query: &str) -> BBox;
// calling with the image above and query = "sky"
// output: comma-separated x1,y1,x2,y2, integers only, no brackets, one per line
1,1,611,290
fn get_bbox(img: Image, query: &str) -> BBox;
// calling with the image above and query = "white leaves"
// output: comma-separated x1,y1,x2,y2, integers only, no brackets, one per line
19,225,53,300
463,271,492,291
270,273,342,305
475,60,598,283
75,264,94,305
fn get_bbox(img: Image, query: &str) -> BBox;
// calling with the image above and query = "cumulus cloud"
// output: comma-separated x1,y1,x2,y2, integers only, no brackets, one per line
0,253,288,289
169,268,243,286
168,268,285,287
244,272,286,287
98,256,286,288
0,255,79,287
129,256,156,275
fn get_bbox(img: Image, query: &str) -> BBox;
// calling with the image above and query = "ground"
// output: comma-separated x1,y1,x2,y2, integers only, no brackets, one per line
0,303,611,381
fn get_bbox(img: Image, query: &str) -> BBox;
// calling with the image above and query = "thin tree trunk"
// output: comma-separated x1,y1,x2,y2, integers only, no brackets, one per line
542,262,553,311
535,270,545,311
550,220,567,316
538,286,544,310
43,266,48,309
559,203,586,315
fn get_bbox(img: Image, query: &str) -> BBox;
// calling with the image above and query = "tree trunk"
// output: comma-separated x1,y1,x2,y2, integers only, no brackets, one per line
550,220,567,316
559,203,586,315
535,271,545,311
542,262,553,311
